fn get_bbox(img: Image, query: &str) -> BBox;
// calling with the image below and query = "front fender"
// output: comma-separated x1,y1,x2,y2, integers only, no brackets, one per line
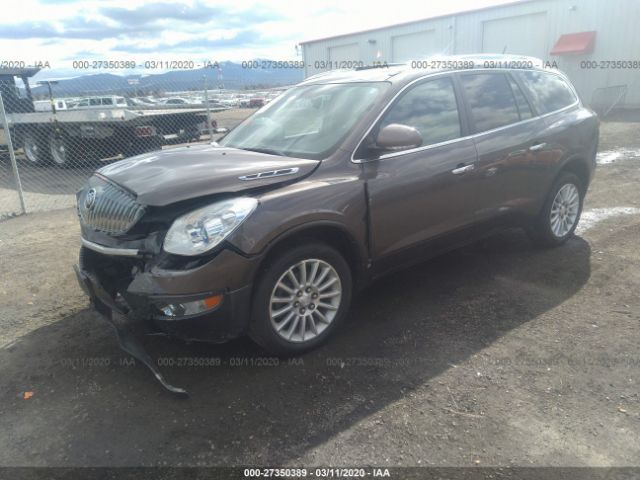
227,176,368,259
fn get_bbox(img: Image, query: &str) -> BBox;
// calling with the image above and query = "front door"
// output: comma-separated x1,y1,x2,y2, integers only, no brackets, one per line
358,75,480,261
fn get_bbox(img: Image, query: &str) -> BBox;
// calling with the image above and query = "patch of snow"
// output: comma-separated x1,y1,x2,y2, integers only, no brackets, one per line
577,207,640,233
596,148,640,165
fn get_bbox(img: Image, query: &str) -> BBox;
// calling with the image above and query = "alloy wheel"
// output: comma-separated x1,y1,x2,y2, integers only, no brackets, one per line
23,135,40,164
269,258,342,343
50,135,69,166
550,183,580,237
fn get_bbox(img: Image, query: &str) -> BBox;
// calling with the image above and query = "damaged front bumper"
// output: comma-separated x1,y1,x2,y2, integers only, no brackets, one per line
75,238,259,395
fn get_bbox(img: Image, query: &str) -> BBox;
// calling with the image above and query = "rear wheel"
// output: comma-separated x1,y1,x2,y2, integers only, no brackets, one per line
22,131,50,165
528,172,583,247
249,243,352,356
48,133,100,167
49,133,74,167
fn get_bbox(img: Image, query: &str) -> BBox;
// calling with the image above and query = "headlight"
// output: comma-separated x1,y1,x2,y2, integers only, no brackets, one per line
163,197,258,256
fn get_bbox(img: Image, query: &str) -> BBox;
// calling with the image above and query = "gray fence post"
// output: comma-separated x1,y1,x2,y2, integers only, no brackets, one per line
0,92,27,215
203,75,214,139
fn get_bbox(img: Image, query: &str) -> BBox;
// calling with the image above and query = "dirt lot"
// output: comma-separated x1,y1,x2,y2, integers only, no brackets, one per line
0,120,639,468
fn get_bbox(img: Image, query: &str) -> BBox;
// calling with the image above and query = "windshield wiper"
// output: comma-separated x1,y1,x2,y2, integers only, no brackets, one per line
239,147,286,157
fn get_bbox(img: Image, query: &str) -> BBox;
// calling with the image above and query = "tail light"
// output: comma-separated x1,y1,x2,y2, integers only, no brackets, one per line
135,126,157,138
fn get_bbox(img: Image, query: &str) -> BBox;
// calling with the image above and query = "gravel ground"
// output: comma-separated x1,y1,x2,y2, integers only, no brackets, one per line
0,120,638,467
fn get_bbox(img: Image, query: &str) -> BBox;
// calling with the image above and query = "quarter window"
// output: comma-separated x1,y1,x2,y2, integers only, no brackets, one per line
517,71,577,114
460,73,520,133
378,77,461,148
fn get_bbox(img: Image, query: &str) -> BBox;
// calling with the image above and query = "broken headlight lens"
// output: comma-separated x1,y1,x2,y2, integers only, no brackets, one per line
163,197,258,256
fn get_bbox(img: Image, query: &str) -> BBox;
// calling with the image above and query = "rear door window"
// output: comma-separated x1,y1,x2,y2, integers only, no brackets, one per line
516,71,577,114
378,76,462,148
459,73,520,133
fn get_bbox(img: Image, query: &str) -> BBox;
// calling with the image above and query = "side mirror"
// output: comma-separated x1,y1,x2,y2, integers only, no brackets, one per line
214,127,229,134
375,123,422,151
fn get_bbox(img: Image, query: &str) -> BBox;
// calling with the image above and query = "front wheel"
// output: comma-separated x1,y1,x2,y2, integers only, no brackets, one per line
249,243,353,356
528,172,583,247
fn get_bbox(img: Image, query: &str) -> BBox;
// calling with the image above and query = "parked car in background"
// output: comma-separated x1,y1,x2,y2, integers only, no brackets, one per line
129,97,158,107
249,97,265,108
203,100,228,109
160,97,189,105
72,96,128,109
74,56,598,391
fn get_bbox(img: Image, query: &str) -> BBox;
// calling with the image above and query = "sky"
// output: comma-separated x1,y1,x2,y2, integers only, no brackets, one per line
0,0,525,78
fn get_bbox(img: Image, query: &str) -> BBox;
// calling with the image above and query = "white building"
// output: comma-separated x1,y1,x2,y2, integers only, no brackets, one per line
300,0,640,109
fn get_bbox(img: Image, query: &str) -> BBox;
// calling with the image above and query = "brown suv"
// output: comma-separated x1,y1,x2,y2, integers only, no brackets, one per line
75,56,598,361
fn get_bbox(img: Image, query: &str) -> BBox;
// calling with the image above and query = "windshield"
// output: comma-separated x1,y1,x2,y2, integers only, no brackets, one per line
219,82,388,160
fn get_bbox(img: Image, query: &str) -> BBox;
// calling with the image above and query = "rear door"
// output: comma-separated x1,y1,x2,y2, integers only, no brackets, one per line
358,75,480,260
457,70,548,218
515,70,591,195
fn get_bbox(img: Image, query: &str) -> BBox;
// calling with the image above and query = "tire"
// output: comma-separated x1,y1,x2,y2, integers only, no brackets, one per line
249,243,353,356
49,132,98,168
22,131,51,166
528,172,584,247
49,132,75,168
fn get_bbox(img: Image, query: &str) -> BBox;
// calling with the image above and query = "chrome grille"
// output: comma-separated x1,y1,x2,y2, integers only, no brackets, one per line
77,175,145,235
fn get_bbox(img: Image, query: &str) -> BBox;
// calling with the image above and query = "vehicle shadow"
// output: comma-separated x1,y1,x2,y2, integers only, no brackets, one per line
0,229,591,466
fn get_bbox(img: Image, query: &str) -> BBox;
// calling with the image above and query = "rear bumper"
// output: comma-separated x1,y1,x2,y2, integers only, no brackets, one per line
76,245,259,342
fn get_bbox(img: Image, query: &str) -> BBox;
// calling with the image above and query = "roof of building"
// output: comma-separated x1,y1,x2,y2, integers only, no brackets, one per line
300,0,539,45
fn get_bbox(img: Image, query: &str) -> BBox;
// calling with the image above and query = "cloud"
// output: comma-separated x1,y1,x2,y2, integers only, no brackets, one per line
99,2,282,28
112,29,269,53
0,19,157,40
0,2,283,40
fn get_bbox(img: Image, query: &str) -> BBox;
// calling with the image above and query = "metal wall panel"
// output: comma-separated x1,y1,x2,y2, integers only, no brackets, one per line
328,43,361,63
391,30,438,62
481,12,548,58
302,0,640,108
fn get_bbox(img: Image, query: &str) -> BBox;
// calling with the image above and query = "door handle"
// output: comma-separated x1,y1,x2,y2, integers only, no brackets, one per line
529,142,547,152
451,164,475,175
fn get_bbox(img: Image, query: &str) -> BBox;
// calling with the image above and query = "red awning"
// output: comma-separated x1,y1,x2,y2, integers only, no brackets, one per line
550,31,597,55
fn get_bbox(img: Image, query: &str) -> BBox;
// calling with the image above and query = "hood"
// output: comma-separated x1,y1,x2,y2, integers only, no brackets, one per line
97,145,319,206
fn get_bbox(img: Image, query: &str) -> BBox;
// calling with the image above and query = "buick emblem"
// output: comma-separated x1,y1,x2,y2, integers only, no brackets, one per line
84,188,97,210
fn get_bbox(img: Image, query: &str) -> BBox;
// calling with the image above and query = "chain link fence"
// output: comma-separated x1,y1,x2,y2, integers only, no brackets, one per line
0,64,293,219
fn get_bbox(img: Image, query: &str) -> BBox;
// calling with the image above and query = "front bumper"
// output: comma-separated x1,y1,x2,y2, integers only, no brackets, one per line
76,243,259,343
